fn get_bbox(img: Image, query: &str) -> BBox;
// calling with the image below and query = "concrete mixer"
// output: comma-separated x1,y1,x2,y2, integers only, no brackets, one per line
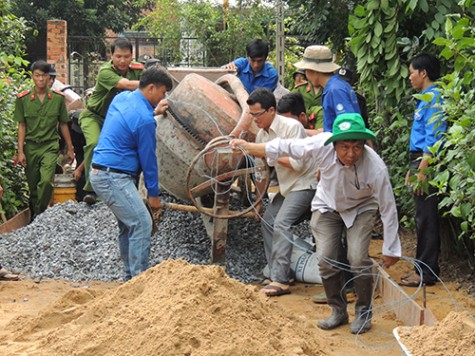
154,70,271,263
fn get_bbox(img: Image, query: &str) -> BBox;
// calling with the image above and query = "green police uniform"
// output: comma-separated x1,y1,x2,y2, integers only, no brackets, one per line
79,61,144,192
14,89,69,217
292,81,324,130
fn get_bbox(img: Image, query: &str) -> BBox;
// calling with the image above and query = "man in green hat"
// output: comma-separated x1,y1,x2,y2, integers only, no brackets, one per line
79,37,144,205
14,60,75,220
230,113,401,334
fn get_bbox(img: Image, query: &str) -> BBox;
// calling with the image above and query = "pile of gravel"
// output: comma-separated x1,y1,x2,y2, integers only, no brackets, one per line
0,192,313,283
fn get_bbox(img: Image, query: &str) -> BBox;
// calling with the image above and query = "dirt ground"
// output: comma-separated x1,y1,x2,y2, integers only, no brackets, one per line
0,232,474,355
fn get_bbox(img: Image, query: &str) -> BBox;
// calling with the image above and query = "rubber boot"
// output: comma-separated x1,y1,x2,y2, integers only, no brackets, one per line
317,274,349,330
351,275,373,334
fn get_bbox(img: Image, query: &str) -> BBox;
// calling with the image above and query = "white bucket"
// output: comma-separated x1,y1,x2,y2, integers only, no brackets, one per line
263,235,322,284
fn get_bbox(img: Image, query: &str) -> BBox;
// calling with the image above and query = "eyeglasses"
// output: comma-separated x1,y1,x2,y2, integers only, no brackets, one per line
248,109,267,118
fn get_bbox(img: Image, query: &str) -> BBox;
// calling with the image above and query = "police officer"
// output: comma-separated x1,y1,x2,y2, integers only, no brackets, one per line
14,60,75,219
79,38,144,204
291,69,323,131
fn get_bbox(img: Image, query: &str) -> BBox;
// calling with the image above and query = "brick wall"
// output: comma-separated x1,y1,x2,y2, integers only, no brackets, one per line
46,20,67,84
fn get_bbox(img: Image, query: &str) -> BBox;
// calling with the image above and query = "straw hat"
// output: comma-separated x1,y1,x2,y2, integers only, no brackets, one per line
294,45,341,73
324,113,376,145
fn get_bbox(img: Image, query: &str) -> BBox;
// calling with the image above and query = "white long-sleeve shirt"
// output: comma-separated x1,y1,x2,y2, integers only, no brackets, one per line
266,133,401,257
256,114,317,197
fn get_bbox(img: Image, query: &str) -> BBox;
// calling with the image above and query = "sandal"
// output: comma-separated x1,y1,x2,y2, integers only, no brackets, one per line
0,268,20,281
260,283,291,297
399,272,435,287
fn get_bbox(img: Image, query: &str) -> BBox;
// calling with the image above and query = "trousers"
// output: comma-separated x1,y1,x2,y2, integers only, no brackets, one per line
90,168,152,280
261,189,315,283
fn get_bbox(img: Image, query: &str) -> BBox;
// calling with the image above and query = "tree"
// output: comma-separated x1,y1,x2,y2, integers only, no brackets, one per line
348,0,475,264
10,0,154,61
0,0,30,220
134,0,275,66
285,0,355,52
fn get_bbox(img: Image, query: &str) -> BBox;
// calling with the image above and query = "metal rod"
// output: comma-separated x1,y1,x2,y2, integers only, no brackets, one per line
161,201,256,219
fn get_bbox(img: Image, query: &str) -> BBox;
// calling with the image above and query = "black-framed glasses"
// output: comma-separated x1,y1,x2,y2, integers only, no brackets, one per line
248,109,268,118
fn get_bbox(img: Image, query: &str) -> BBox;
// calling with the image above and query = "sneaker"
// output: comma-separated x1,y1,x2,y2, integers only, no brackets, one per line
83,193,97,205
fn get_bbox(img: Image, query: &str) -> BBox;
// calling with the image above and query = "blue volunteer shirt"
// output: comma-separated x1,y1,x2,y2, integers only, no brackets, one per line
322,75,361,132
92,89,160,196
234,57,278,94
409,85,446,153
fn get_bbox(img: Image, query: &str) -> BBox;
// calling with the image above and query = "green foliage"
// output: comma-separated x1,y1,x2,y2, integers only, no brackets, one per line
432,11,475,258
0,0,30,219
134,0,274,66
349,0,475,264
11,0,151,37
348,0,462,221
285,0,354,52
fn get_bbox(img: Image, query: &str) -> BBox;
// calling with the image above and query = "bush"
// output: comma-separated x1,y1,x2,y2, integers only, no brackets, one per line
0,1,30,220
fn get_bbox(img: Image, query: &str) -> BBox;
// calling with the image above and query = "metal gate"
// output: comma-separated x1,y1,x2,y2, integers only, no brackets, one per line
67,35,209,95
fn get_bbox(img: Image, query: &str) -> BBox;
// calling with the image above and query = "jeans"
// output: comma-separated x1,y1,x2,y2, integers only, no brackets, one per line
90,168,152,280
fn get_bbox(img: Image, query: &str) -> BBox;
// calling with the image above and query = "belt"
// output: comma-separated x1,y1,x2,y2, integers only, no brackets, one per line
409,151,423,160
91,163,132,176
87,107,105,119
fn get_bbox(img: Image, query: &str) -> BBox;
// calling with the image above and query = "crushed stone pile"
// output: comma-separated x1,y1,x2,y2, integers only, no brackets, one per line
398,310,475,356
0,192,312,283
6,260,325,356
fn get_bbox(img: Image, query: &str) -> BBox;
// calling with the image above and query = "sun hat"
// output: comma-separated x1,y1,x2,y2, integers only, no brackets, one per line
324,113,376,145
294,45,341,73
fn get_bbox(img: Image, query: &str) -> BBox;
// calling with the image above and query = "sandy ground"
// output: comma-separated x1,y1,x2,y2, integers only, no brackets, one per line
1,239,474,355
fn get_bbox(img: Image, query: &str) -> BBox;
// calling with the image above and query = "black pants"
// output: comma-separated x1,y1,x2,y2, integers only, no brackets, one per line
410,159,440,283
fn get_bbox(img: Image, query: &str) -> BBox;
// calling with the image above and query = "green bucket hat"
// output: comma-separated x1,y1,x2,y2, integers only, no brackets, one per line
324,113,376,145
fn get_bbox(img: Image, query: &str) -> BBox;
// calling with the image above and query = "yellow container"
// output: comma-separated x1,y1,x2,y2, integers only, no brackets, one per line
53,174,77,203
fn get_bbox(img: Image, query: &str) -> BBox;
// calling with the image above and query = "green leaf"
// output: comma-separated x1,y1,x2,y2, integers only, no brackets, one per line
433,37,450,46
374,21,383,37
419,0,429,12
367,0,380,11
445,17,453,33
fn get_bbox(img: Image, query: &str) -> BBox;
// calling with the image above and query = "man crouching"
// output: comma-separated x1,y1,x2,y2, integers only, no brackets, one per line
231,113,401,334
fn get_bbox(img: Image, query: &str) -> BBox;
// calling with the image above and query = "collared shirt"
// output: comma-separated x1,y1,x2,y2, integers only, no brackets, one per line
409,85,446,153
85,61,143,118
292,81,323,129
92,89,160,197
234,57,278,94
322,75,360,132
14,88,69,143
256,114,317,197
266,133,401,257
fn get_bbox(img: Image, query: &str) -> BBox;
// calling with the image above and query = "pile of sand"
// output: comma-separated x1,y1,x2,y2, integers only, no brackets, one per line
398,310,475,355
6,260,325,355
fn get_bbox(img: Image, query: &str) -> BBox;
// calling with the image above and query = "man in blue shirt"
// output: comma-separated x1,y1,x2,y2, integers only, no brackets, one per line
400,53,446,287
222,38,278,94
294,45,360,132
90,66,172,280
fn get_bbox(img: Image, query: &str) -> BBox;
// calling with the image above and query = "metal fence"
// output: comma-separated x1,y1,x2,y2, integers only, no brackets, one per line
67,35,211,95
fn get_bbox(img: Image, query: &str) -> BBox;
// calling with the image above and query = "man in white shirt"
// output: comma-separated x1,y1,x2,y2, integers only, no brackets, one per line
243,88,318,297
231,113,401,334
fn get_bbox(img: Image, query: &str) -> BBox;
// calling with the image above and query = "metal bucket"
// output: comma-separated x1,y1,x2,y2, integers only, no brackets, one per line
53,174,76,203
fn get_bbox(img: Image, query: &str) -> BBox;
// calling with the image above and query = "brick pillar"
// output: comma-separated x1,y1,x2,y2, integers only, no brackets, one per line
47,20,68,83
